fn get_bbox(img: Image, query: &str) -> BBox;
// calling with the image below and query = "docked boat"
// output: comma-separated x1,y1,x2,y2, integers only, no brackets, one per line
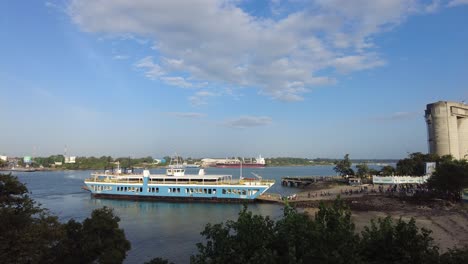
216,155,266,168
83,166,274,202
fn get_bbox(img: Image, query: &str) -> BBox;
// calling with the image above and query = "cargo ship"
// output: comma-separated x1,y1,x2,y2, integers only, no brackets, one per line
216,155,266,168
83,165,274,202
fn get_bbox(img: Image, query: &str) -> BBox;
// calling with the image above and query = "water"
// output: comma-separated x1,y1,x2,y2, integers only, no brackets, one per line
12,165,341,263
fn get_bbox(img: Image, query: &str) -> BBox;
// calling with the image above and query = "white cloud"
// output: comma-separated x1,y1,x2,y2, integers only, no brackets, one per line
161,76,193,88
134,56,164,79
371,111,419,122
113,54,129,60
189,90,217,106
68,0,453,101
167,112,205,119
224,116,273,128
448,0,468,7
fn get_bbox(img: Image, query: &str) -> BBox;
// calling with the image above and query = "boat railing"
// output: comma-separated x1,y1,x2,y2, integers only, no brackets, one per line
85,177,275,186
240,179,275,185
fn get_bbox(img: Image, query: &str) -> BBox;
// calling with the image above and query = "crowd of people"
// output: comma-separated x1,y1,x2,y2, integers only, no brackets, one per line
280,183,432,201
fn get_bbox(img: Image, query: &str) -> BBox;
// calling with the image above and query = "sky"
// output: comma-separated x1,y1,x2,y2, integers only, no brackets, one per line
1,0,467,159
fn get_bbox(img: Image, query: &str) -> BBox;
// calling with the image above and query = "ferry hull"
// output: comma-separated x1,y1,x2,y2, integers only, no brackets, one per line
91,193,257,203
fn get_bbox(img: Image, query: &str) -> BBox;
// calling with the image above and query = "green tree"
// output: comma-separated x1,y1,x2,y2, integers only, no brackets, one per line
311,199,360,263
273,205,317,263
191,205,276,264
356,163,370,178
427,159,468,201
0,173,62,263
396,152,439,176
439,248,468,263
145,257,175,264
380,165,396,176
0,173,131,264
360,217,439,264
334,154,355,176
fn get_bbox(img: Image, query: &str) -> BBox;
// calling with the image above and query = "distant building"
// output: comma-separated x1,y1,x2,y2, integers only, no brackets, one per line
425,101,468,160
54,161,63,166
23,156,32,164
65,156,76,164
0,155,7,162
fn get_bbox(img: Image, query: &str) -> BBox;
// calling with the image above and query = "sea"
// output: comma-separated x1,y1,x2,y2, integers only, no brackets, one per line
12,165,381,263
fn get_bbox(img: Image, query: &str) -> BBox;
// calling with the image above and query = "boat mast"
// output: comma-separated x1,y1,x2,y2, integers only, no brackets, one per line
240,157,243,180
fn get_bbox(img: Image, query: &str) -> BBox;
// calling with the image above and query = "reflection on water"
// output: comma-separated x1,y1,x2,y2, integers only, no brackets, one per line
12,166,354,263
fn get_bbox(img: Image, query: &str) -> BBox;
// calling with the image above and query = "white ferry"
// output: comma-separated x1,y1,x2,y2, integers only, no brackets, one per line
84,166,275,202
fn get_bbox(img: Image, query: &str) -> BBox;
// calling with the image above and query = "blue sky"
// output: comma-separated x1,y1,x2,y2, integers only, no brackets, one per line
1,0,467,159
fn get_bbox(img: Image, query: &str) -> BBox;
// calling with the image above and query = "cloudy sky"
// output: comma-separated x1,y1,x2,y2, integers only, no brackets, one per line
1,0,467,159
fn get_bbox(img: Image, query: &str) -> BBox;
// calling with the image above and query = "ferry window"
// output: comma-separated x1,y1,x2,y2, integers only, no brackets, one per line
117,187,120,191
185,188,188,193
242,190,246,195
140,187,143,192
156,188,159,193
208,189,212,194
213,189,216,194
177,188,180,193
203,188,207,194
168,188,171,193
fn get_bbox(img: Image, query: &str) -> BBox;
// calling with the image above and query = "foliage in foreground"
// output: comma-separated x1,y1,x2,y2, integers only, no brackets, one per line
184,199,468,264
0,173,130,264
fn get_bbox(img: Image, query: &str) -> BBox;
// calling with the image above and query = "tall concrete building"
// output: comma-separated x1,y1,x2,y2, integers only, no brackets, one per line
425,101,468,160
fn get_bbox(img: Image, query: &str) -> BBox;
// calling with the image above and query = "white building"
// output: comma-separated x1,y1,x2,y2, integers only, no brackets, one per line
0,155,7,162
425,101,468,159
65,156,76,164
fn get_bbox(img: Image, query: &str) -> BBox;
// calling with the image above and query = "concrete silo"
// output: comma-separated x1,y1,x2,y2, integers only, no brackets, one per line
425,101,468,160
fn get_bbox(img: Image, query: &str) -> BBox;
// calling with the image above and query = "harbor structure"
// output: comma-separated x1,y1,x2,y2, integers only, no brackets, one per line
425,101,468,160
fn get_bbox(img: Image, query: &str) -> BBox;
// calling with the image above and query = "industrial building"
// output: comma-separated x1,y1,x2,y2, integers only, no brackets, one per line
425,101,468,160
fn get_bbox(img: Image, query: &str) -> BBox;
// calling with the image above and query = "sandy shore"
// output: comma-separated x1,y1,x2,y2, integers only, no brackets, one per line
283,183,468,252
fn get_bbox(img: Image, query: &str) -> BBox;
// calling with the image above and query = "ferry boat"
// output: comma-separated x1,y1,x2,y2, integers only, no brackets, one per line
84,166,275,202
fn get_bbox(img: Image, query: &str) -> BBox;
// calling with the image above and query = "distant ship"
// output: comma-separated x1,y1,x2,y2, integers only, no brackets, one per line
216,155,266,168
83,163,274,202
183,162,200,168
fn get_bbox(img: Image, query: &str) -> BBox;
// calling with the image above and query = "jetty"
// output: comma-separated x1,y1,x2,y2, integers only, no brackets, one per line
281,176,344,187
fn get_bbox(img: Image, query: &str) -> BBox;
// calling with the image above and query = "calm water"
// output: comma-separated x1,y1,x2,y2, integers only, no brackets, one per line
14,165,344,263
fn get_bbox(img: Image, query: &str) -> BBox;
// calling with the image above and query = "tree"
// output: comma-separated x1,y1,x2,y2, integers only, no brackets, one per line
439,248,468,263
309,199,360,263
191,205,276,264
145,257,175,264
0,173,62,263
380,165,396,176
273,205,317,263
360,217,439,263
334,154,355,176
356,164,370,178
427,159,468,201
0,173,131,264
396,152,439,176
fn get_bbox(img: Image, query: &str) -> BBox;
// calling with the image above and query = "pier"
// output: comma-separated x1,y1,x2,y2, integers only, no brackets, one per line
281,176,343,187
